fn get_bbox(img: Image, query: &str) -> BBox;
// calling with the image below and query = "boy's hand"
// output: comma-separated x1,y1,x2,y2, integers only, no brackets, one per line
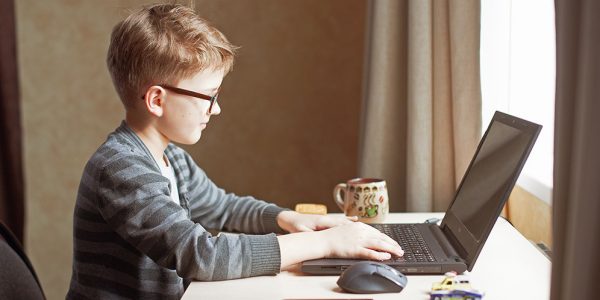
276,218,404,268
319,222,404,261
276,211,358,233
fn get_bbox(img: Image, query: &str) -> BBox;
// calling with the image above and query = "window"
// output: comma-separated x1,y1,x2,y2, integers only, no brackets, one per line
480,0,555,204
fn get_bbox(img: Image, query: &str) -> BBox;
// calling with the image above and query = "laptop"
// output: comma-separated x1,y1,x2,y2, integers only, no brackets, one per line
302,111,542,275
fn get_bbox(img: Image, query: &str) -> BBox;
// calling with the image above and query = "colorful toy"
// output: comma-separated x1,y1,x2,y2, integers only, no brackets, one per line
431,272,472,291
430,289,484,300
430,272,484,300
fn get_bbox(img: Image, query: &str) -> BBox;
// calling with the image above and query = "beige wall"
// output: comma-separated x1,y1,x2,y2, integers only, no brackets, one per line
17,1,366,299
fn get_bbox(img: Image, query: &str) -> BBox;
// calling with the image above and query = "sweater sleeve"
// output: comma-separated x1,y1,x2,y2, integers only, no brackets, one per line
95,153,281,280
182,152,289,234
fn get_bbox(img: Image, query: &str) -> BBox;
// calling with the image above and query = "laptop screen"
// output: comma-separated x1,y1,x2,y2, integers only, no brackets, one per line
441,111,541,269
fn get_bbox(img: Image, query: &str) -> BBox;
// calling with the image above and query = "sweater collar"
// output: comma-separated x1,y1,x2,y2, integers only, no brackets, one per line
116,120,160,169
116,120,191,197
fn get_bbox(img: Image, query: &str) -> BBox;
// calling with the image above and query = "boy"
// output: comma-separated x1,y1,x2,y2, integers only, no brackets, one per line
67,4,402,299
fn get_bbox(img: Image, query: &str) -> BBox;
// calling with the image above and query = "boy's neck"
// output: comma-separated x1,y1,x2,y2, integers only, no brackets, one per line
125,114,169,167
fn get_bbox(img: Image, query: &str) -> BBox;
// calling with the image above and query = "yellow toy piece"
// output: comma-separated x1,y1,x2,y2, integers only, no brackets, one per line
431,272,473,291
294,203,327,215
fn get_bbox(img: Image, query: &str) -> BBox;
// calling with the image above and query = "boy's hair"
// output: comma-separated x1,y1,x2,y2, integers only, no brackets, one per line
107,3,236,108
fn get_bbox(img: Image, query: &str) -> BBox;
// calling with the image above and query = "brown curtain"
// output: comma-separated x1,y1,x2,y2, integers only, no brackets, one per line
551,0,600,299
359,0,481,212
0,0,25,243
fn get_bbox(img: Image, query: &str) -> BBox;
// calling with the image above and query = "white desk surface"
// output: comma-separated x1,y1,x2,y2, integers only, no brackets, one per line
183,213,551,300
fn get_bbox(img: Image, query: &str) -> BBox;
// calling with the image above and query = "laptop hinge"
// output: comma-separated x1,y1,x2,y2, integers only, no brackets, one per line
429,224,464,261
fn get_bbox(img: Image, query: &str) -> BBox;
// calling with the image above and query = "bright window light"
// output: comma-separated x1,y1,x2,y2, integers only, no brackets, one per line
481,0,555,204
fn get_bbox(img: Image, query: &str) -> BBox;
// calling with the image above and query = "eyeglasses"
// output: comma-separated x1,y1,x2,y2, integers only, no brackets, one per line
142,84,220,113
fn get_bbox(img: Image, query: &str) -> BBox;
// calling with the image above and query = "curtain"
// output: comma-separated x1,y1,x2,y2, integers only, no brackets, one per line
551,0,600,299
0,0,25,243
359,0,481,212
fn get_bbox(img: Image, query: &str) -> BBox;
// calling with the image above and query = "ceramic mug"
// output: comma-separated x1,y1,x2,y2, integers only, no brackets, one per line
333,178,389,223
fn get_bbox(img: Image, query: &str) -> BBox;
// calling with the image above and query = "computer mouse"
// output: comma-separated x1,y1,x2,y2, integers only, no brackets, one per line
336,261,407,294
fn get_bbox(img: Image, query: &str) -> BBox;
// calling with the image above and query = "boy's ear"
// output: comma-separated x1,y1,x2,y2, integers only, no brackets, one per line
143,86,166,117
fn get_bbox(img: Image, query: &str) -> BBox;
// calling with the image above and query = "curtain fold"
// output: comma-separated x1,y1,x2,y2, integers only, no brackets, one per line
551,0,600,299
359,0,408,212
0,0,25,243
359,0,481,212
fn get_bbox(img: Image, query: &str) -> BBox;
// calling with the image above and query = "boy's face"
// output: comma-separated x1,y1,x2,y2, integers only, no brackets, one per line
155,68,225,144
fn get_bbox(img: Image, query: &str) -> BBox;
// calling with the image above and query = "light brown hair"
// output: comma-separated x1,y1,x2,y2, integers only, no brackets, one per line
107,3,236,108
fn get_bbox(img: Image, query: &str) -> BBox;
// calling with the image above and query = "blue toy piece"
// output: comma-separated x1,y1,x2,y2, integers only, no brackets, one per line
429,288,484,300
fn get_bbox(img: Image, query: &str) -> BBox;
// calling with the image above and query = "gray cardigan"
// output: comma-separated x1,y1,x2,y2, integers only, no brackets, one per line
67,121,286,299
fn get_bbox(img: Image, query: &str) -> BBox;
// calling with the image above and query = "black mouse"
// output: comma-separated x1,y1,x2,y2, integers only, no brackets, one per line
336,261,407,294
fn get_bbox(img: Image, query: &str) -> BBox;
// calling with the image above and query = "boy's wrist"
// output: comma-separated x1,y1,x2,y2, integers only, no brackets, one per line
277,229,330,268
276,210,296,232
314,229,332,258
264,205,290,234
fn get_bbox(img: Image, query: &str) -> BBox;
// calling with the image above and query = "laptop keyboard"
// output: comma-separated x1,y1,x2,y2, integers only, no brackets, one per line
371,224,437,263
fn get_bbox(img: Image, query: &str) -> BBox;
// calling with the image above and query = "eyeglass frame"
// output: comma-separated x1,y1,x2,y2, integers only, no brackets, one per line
140,84,220,113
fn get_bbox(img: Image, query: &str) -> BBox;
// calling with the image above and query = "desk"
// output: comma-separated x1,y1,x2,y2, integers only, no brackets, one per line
182,213,551,300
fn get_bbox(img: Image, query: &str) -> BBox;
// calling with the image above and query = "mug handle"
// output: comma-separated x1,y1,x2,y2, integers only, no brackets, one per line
333,183,347,212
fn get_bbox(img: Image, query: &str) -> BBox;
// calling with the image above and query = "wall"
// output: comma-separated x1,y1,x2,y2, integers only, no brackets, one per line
16,1,367,299
182,0,367,211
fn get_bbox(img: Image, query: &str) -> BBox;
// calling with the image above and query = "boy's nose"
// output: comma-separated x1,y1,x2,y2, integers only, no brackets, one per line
209,101,221,115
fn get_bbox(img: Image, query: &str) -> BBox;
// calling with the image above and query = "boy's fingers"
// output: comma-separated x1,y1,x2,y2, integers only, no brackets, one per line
379,233,402,250
369,238,404,257
363,224,401,249
297,225,314,232
317,217,343,229
366,225,401,250
358,248,391,261
319,216,355,228
346,216,359,222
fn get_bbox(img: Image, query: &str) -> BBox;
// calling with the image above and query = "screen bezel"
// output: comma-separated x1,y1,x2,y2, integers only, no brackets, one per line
439,111,542,271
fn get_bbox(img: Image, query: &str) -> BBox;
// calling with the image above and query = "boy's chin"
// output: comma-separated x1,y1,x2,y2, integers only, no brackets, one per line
173,133,202,145
187,135,202,145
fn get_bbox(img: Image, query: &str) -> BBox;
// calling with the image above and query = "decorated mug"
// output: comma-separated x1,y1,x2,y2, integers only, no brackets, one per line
333,178,389,223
